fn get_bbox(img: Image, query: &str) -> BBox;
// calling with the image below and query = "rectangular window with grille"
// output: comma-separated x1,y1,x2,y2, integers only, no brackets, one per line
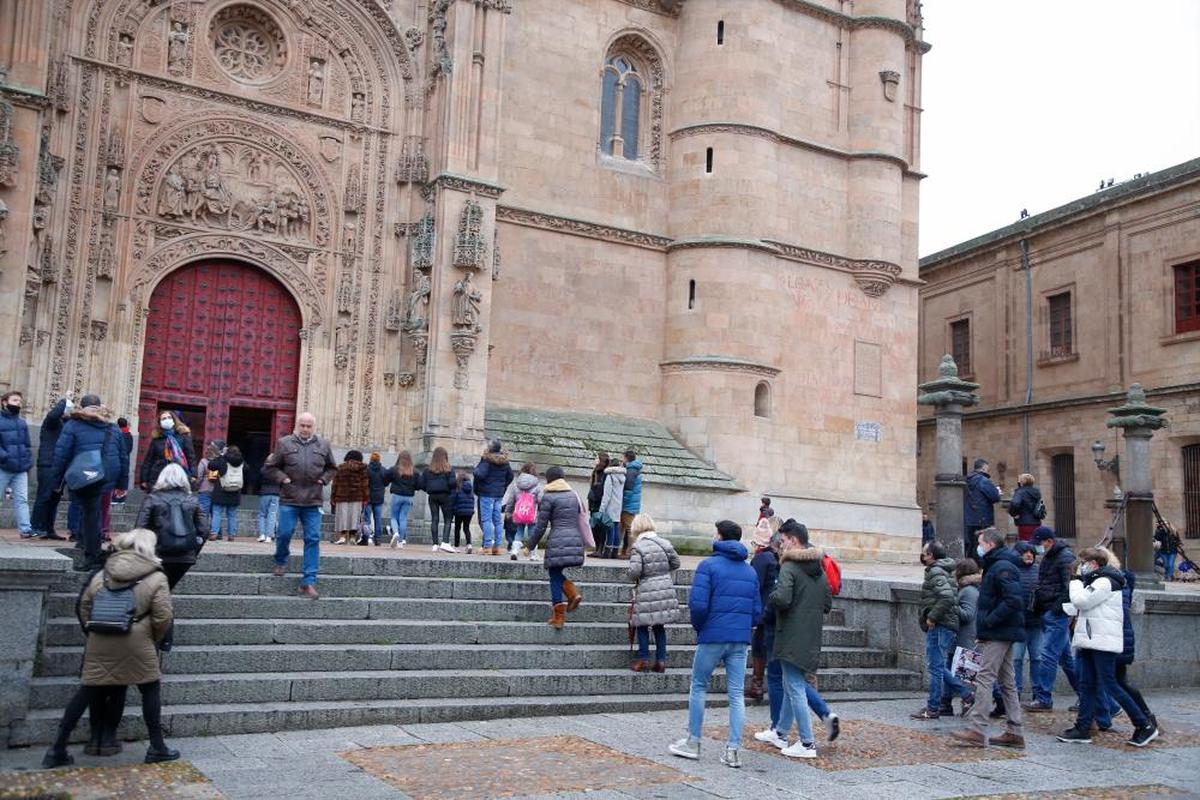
1184,444,1200,539
1051,453,1077,539
1177,261,1200,334
950,318,971,376
1048,292,1073,357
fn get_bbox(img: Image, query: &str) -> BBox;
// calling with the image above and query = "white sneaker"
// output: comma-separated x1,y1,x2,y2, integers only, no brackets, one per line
668,737,700,760
399,540,406,549
781,741,817,759
438,542,457,553
466,545,473,554
389,532,399,549
256,535,267,543
432,545,440,552
753,728,788,750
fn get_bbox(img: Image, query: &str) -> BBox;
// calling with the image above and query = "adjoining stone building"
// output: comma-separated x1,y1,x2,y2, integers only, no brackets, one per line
918,158,1200,547
0,0,928,555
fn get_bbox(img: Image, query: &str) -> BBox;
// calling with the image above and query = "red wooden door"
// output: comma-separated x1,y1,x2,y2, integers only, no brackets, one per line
137,261,301,476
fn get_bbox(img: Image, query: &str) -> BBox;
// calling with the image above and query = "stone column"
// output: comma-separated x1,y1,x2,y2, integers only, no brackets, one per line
918,355,980,559
1107,384,1167,588
0,542,71,746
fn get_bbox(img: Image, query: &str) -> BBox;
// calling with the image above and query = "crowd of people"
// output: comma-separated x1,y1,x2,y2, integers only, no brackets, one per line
3,399,1179,770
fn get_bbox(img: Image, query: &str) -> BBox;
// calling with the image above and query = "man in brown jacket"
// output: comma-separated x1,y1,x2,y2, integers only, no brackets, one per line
264,412,337,598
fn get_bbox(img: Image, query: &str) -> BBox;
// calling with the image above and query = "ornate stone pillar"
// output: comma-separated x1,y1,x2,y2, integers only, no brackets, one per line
1106,384,1167,588
918,355,980,559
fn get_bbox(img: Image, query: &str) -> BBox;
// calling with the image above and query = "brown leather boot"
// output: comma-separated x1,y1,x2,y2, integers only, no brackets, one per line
547,603,567,629
748,656,765,701
652,661,667,673
630,660,648,672
563,579,583,612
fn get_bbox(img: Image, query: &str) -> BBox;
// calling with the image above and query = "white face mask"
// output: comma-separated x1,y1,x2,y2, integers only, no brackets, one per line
160,417,175,431
1079,563,1095,577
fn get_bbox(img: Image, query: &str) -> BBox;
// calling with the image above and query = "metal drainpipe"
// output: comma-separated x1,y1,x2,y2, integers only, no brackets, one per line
1020,238,1034,472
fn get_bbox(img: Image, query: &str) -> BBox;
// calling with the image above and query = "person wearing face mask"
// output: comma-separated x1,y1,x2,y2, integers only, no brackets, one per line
912,540,970,720
1057,548,1158,747
951,528,1026,749
31,395,72,540
0,391,35,538
1024,526,1079,713
991,542,1042,718
139,411,196,491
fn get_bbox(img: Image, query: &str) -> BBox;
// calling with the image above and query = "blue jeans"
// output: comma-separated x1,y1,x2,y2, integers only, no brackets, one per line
926,624,969,711
1076,649,1149,730
479,496,503,549
549,566,566,604
763,627,829,729
606,521,621,551
1163,553,1178,580
211,504,239,539
0,469,32,534
636,625,667,661
512,522,533,549
275,505,323,587
389,495,413,542
198,492,212,518
257,495,279,539
687,642,748,748
68,495,81,536
365,503,384,541
776,661,815,745
1033,611,1078,706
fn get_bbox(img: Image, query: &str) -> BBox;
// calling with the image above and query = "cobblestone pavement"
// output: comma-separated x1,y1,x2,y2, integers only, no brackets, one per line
2,692,1199,799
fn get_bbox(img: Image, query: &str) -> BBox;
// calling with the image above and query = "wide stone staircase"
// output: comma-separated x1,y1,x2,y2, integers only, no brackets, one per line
14,551,922,745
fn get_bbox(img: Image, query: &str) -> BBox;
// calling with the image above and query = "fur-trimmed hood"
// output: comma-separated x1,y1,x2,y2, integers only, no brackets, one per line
482,450,509,466
781,545,825,578
151,422,192,439
69,405,114,425
958,572,982,588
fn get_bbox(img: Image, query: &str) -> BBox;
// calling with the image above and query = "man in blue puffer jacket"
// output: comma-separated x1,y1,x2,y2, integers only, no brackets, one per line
619,450,644,555
0,391,34,537
670,520,761,769
48,395,129,571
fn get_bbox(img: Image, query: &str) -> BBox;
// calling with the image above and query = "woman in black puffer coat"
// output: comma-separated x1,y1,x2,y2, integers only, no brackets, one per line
525,466,586,629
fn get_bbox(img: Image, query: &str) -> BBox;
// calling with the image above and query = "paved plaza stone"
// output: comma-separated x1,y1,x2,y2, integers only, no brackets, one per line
2,693,1199,799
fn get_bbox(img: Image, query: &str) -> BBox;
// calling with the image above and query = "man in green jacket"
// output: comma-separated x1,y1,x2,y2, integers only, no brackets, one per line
912,540,972,719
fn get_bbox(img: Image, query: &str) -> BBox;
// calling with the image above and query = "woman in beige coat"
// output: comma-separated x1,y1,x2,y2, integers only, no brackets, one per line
42,529,176,768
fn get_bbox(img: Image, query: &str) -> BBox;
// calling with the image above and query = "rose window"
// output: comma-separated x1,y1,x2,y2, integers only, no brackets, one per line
209,5,287,82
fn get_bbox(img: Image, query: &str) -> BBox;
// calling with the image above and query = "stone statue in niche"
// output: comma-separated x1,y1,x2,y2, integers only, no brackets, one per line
117,33,134,67
334,324,351,370
403,270,431,332
451,271,482,332
0,199,8,257
246,151,264,182
103,168,121,210
167,21,189,74
193,148,231,223
350,93,365,123
307,60,325,105
95,227,115,279
385,290,403,331
32,204,48,230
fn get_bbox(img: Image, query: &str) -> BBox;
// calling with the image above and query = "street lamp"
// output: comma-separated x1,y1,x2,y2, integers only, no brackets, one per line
1091,439,1120,483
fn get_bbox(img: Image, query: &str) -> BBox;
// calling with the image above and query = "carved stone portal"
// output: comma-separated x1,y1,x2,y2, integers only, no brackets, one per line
453,199,486,270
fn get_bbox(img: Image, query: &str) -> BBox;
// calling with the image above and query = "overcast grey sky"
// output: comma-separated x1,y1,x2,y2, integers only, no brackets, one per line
918,0,1200,257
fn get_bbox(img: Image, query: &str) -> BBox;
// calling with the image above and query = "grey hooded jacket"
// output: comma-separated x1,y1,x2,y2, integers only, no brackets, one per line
628,532,681,627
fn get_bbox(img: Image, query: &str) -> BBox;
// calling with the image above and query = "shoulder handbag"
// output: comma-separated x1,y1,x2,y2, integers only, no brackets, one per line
65,425,113,491
573,490,595,549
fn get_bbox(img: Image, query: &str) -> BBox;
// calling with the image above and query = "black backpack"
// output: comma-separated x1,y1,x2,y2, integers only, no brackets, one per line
84,576,145,635
1034,498,1047,520
157,495,196,555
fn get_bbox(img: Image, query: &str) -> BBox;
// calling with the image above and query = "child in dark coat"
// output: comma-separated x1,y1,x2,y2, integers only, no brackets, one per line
451,472,475,552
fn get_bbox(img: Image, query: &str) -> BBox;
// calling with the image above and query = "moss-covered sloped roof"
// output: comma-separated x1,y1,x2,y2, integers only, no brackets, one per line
485,406,739,491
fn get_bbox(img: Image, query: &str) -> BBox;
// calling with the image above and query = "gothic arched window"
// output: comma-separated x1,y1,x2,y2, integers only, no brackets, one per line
600,56,643,160
598,35,665,171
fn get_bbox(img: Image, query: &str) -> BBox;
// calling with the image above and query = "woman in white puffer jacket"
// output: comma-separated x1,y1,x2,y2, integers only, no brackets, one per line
1056,547,1158,747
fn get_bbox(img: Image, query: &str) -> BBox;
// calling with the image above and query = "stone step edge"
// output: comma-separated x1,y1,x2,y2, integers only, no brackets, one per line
40,643,883,655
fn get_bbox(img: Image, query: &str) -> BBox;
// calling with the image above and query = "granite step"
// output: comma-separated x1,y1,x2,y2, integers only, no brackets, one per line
42,617,868,649
39,642,891,677
28,664,921,713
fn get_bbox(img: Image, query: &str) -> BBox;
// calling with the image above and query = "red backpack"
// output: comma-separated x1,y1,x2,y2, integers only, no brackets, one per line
822,554,842,596
513,490,538,525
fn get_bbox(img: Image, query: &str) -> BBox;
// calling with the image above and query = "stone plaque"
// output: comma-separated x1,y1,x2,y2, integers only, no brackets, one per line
855,421,882,443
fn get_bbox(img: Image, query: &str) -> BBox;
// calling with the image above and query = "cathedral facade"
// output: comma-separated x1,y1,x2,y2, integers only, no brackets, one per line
0,0,928,556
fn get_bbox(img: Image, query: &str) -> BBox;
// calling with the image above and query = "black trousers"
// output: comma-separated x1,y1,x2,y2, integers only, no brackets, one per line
427,493,453,545
31,466,62,534
74,486,105,566
453,514,473,548
1115,662,1152,719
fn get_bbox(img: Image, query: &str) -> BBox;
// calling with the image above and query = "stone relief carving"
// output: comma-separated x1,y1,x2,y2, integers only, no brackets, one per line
95,225,115,279
140,95,167,125
397,372,415,387
410,210,435,271
90,320,108,341
451,270,482,332
395,136,428,184
37,235,54,287
307,59,325,106
334,323,352,369
428,0,453,85
167,20,191,75
403,269,431,332
385,290,403,331
152,141,313,242
408,331,428,366
47,59,70,111
452,199,486,270
36,126,65,204
0,100,18,187
350,92,366,123
209,5,287,82
404,27,424,52
495,205,671,250
383,372,395,388
336,267,356,314
880,70,900,103
117,32,134,67
0,199,7,257
491,230,500,281
103,168,122,211
450,333,476,389
344,164,364,213
106,128,125,167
